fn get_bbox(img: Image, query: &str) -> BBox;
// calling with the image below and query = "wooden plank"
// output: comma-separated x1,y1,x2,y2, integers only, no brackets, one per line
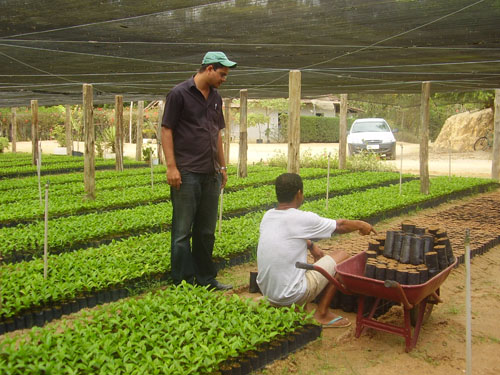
238,89,248,178
224,98,231,166
11,108,16,153
115,95,124,172
339,93,348,169
288,70,301,174
420,82,430,194
31,100,39,166
492,89,500,180
136,100,144,161
65,104,72,155
83,84,95,199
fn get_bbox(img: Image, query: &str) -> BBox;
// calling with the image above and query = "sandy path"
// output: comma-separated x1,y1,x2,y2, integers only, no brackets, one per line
10,140,494,178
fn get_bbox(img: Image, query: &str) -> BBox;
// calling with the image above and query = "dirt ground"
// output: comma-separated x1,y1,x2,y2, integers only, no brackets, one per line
11,140,494,178
219,190,500,375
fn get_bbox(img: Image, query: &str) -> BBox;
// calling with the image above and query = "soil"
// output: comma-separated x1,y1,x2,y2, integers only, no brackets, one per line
219,188,500,375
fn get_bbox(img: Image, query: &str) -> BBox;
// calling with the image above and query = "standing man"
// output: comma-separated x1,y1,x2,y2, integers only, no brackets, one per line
161,51,237,290
257,173,377,327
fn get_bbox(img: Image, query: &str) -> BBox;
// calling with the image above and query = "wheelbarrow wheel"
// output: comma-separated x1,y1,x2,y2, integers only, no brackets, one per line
410,302,434,327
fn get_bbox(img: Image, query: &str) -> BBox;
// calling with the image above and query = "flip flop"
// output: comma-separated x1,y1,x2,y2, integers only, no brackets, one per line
322,316,351,328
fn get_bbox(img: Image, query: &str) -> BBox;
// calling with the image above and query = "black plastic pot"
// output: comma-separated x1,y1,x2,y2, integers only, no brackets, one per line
24,313,34,329
14,315,26,330
0,322,5,335
70,300,79,313
33,310,44,327
119,288,129,299
267,341,281,362
43,308,53,323
77,296,88,310
249,272,260,294
61,302,72,315
4,319,16,332
111,289,121,302
87,294,97,308
53,306,63,320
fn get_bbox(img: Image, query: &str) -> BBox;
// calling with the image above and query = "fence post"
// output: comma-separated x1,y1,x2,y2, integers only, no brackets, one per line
420,82,430,194
83,84,95,199
31,100,39,166
288,70,301,174
339,94,348,169
238,90,248,178
136,100,144,161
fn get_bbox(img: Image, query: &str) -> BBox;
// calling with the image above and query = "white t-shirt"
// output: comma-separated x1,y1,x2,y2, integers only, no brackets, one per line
256,208,337,306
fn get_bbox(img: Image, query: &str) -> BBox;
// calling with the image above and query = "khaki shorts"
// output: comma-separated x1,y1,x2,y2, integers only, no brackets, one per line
295,255,337,305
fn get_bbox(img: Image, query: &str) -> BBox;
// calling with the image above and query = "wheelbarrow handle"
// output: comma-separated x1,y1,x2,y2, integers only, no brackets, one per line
295,262,351,295
384,280,413,310
295,262,315,271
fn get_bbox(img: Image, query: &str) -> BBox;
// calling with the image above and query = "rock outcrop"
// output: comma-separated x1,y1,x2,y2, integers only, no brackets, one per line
433,108,493,152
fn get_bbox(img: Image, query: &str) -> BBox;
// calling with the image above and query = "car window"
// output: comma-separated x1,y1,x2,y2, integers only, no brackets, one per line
351,121,390,133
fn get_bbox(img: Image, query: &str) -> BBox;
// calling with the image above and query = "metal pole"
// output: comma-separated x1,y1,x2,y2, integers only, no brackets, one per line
150,157,154,191
465,228,472,375
326,152,331,209
218,189,224,235
399,143,403,195
448,140,452,178
37,158,42,206
43,181,50,280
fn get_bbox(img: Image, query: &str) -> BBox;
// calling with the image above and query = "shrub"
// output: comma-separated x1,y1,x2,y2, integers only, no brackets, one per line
0,137,9,153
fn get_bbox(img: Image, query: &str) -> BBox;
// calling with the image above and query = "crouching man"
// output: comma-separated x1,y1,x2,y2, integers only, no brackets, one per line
256,173,376,328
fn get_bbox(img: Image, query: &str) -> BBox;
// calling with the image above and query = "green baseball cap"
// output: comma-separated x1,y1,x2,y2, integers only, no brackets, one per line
202,51,237,68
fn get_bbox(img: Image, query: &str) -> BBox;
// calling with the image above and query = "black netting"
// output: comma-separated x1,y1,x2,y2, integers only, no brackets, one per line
1,0,499,106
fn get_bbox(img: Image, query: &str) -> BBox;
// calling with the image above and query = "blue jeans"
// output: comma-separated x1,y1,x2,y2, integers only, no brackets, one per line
170,171,221,285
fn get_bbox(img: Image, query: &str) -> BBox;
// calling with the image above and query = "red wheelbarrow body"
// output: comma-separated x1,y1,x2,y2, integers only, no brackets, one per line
297,251,457,352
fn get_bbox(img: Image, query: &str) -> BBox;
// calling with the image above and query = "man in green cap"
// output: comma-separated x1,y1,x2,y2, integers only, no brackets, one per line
161,52,237,290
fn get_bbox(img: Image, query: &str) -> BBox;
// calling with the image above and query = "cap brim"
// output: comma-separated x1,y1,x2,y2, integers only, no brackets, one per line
220,60,237,68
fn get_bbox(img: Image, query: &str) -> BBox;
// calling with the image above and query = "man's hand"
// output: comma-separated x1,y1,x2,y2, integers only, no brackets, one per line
221,169,227,190
358,222,377,236
335,219,378,236
307,240,325,262
166,166,182,190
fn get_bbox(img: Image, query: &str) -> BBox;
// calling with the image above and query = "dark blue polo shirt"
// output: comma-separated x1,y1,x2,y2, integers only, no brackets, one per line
162,76,225,174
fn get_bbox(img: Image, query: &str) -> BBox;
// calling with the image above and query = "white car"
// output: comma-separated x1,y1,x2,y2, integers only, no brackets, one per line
347,118,397,160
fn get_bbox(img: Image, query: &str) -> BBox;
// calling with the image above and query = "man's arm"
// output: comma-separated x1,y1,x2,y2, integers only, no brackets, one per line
334,219,377,235
217,130,227,190
161,126,181,190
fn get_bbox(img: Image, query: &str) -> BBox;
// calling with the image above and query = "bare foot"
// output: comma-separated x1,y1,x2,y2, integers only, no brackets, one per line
313,309,351,327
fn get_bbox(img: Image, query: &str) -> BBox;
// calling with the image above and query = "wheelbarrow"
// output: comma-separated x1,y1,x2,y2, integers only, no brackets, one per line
296,251,457,352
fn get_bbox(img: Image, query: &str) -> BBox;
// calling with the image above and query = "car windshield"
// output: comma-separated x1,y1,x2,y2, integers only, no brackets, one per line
351,121,390,133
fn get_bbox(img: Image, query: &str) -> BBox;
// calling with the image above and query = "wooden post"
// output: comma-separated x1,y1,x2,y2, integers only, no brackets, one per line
238,90,248,178
11,108,16,153
115,95,124,172
65,104,72,155
129,101,133,143
83,84,95,199
420,81,431,194
339,93,348,169
31,100,39,166
288,70,301,174
157,100,164,163
224,98,232,166
136,100,144,161
491,89,500,180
